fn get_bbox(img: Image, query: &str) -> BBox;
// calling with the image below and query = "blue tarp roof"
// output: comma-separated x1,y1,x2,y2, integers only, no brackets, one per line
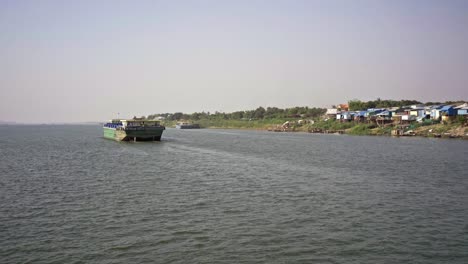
355,111,367,117
366,109,384,115
376,111,390,116
440,105,453,111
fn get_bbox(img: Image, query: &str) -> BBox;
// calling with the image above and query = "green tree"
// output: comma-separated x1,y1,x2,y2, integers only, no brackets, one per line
253,107,266,119
171,112,183,120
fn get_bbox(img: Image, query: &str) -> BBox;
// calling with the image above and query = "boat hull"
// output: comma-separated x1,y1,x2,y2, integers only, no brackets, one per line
103,127,165,141
176,124,200,129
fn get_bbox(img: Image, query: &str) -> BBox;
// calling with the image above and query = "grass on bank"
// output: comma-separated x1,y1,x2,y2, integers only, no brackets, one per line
347,124,376,135
163,117,467,138
308,119,355,131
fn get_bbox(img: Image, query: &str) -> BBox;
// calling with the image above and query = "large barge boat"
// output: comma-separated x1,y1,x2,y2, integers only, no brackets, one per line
103,118,165,141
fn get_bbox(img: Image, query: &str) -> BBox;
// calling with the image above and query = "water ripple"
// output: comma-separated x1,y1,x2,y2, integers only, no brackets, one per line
0,126,467,263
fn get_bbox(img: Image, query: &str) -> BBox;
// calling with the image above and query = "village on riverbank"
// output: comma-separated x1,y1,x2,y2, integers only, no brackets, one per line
306,102,468,138
149,99,468,139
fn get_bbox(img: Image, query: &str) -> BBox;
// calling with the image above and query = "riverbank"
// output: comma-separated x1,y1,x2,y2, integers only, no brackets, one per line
163,119,468,139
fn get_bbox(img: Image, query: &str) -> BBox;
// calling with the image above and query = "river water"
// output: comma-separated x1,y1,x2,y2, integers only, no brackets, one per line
0,125,467,263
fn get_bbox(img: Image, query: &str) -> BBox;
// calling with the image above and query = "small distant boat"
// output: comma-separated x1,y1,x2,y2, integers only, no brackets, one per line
176,122,200,129
103,118,165,141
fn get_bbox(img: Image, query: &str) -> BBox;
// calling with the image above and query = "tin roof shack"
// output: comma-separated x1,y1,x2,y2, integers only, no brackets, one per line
336,111,354,122
456,107,468,123
354,111,367,122
375,110,391,118
389,107,404,123
440,105,456,116
375,111,393,126
409,108,426,118
365,108,385,115
438,105,457,123
457,108,468,116
410,104,426,109
365,109,385,123
388,107,400,115
424,105,441,117
400,114,417,124
390,107,409,116
430,105,445,120
326,108,339,119
455,103,468,116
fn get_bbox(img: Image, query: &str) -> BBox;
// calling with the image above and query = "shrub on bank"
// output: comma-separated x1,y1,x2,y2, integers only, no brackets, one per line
347,124,375,135
309,119,355,131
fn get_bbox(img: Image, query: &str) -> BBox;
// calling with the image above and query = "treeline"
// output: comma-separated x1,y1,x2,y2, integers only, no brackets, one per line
348,99,422,111
146,99,467,121
348,99,467,111
148,106,327,121
424,100,467,106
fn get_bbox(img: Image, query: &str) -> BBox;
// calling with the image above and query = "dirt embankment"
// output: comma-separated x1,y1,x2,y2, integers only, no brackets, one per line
414,124,467,138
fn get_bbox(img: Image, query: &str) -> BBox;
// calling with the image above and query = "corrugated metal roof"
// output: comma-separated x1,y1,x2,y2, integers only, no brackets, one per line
440,105,453,111
428,105,443,109
355,111,367,117
376,111,391,116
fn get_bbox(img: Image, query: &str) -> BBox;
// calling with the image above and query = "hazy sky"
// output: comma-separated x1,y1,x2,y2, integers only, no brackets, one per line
1,0,467,123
